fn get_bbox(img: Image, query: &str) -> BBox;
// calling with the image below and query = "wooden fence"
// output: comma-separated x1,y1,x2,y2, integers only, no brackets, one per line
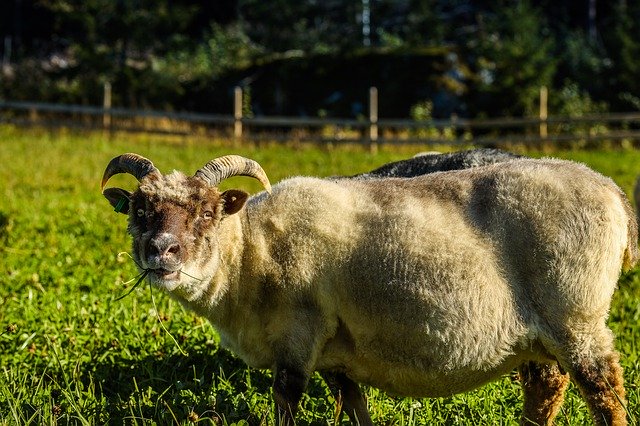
2,88,640,150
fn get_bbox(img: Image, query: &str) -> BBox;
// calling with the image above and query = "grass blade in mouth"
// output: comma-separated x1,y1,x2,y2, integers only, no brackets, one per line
180,269,204,282
114,269,149,301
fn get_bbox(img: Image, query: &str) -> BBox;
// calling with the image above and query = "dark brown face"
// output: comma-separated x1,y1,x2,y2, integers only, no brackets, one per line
102,154,256,296
105,173,249,294
126,175,225,290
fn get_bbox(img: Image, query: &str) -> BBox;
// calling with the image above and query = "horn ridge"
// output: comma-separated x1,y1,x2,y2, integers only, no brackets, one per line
195,155,272,193
101,153,160,190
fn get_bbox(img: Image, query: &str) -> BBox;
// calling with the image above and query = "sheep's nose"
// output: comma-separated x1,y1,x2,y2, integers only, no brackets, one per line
149,233,181,258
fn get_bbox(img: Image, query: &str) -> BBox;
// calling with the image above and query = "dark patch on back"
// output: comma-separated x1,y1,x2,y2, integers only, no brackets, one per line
353,148,522,179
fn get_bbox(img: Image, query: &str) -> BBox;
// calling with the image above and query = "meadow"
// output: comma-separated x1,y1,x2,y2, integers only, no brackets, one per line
0,125,638,425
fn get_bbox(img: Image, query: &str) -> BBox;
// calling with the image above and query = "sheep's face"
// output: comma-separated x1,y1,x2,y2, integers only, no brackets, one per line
103,153,269,298
105,172,248,295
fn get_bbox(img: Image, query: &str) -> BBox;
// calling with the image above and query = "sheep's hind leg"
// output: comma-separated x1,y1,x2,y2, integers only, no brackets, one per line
322,372,373,426
547,324,627,426
518,361,569,426
569,350,627,426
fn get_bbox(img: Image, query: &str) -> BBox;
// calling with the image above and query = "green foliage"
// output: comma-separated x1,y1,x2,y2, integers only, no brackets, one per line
547,81,609,148
409,100,457,140
154,23,261,85
606,1,640,111
237,0,360,54
553,80,608,117
1,127,639,424
556,30,610,102
471,1,556,117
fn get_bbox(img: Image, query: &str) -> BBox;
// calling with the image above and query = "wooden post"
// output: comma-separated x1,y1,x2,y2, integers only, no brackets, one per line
234,86,243,141
369,86,378,154
103,81,112,131
539,86,548,139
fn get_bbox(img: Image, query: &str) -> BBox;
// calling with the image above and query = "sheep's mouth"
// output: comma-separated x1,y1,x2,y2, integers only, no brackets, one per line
150,268,181,281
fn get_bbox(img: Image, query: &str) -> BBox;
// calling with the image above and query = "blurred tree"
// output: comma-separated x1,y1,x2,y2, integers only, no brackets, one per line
468,1,556,117
371,0,443,47
0,0,56,63
602,0,640,110
26,0,212,106
237,0,361,53
0,0,254,107
554,30,610,104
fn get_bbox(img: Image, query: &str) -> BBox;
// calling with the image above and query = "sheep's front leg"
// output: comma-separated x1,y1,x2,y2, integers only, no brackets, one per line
273,364,310,425
322,372,373,426
269,299,326,424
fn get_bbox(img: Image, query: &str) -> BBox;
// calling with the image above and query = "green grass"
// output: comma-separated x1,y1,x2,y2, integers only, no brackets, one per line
0,126,638,425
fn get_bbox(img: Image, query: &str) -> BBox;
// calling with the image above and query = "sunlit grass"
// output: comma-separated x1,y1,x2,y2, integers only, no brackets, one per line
0,125,638,424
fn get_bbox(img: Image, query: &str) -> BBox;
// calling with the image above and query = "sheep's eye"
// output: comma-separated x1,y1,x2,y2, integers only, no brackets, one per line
137,209,145,217
202,211,213,220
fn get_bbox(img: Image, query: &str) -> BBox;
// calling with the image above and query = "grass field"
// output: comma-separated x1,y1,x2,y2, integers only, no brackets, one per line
0,126,638,425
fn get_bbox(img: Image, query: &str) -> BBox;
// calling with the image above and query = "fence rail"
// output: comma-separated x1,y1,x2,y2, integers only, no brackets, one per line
2,98,640,149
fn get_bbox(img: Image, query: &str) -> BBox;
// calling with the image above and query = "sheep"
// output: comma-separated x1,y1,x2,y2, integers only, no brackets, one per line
351,147,522,179
102,153,636,425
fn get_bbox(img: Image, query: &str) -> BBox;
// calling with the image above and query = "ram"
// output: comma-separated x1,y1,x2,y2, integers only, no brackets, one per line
102,153,636,425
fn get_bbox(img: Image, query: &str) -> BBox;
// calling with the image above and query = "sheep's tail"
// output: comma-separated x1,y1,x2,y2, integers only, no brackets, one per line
621,188,639,271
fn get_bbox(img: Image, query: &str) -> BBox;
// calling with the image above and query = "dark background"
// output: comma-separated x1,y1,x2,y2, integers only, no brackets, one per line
1,0,638,119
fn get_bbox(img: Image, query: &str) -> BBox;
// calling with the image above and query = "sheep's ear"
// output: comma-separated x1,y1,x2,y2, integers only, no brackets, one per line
221,189,249,216
103,188,132,214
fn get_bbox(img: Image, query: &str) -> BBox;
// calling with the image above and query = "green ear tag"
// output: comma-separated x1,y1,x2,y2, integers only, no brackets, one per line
114,197,127,213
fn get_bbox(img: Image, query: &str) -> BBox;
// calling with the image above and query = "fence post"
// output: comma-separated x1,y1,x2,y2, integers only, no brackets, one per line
539,86,548,139
234,86,243,141
29,107,38,123
103,82,112,134
369,86,378,154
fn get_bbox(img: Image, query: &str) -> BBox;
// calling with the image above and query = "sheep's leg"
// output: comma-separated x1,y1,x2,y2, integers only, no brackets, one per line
273,364,309,425
547,323,627,426
518,361,569,426
321,372,373,426
568,351,627,426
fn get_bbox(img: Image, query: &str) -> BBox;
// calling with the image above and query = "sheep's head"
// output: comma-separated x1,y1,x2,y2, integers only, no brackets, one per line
102,153,271,294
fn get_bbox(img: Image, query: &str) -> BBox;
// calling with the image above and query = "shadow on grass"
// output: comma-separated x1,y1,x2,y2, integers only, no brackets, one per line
78,340,334,425
0,210,10,242
80,342,269,423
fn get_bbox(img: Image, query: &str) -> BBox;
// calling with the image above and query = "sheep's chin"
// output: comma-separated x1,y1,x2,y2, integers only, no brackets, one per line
148,269,182,291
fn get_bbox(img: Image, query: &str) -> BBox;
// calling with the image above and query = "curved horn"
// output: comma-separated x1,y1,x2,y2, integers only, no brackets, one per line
101,153,160,190
195,155,272,193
